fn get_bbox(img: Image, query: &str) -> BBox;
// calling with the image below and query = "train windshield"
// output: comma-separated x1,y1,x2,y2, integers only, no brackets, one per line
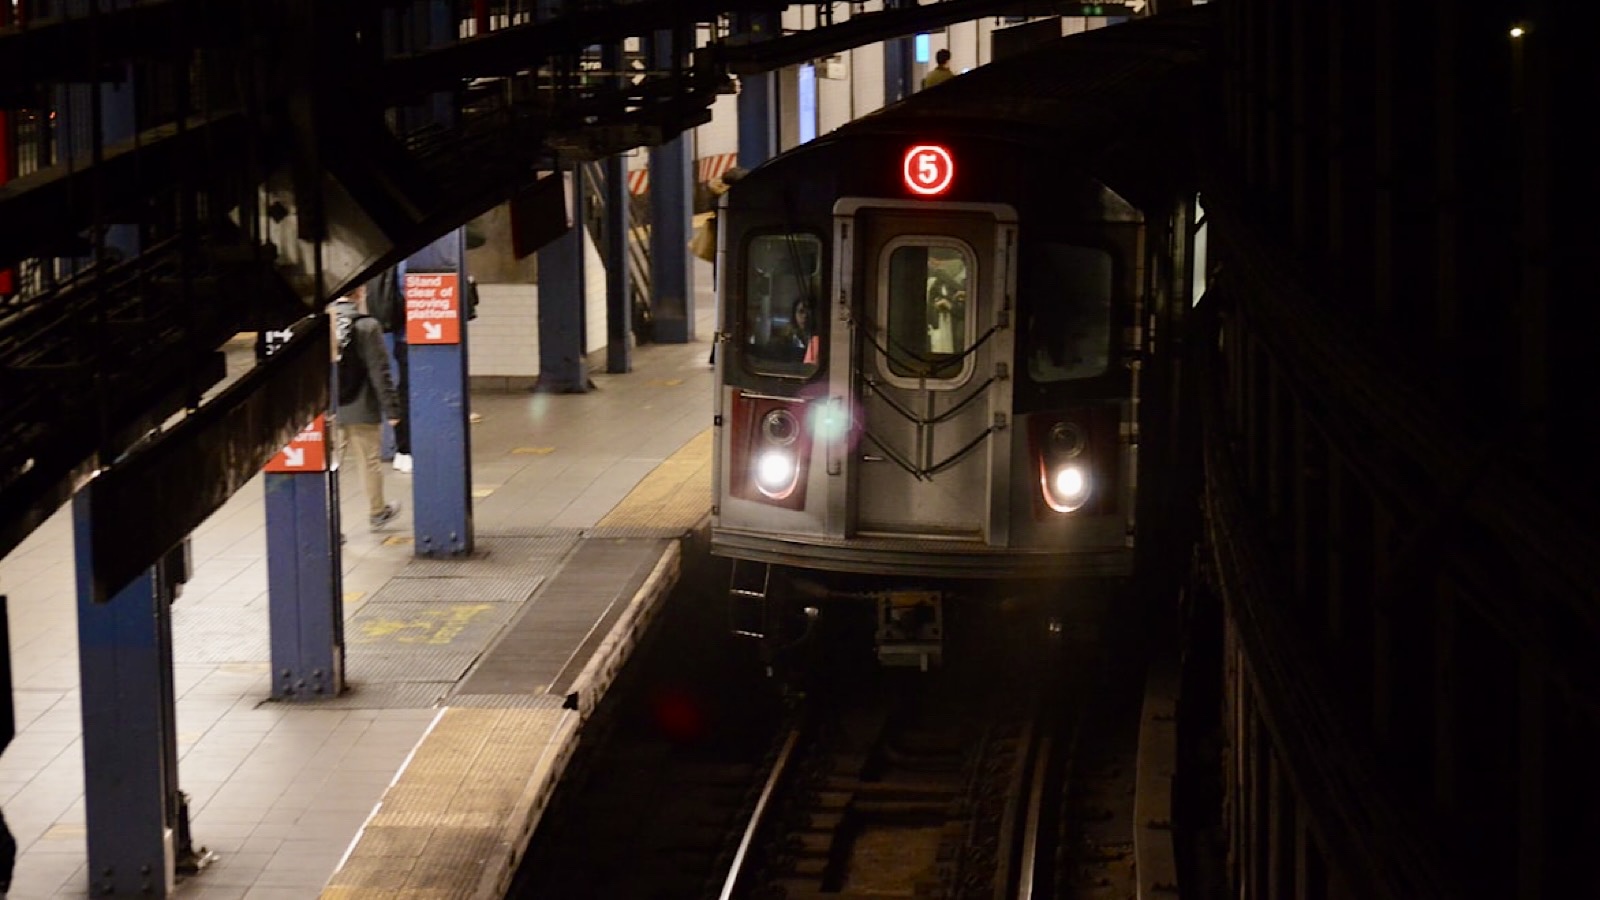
880,240,975,381
743,233,825,378
1025,244,1113,382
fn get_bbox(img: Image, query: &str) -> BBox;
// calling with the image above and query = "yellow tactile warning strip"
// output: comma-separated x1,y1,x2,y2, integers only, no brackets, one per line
321,543,683,900
322,706,577,900
594,427,712,532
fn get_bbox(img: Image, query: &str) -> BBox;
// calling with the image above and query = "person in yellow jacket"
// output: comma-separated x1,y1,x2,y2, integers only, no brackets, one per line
922,49,955,89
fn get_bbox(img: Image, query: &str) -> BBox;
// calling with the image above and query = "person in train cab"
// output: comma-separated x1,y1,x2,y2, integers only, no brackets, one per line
330,286,403,529
784,297,820,365
922,48,955,90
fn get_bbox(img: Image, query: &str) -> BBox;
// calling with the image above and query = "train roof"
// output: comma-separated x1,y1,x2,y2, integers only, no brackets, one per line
755,7,1212,208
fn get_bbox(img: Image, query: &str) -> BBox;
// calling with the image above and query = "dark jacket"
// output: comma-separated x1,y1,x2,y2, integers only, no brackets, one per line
332,300,400,425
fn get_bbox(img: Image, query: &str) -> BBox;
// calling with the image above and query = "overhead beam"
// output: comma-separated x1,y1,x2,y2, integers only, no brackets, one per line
0,111,248,270
716,0,1080,74
379,0,746,100
84,316,330,603
0,0,233,91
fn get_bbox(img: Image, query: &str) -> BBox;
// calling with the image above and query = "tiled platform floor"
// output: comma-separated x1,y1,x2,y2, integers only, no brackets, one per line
0,276,718,899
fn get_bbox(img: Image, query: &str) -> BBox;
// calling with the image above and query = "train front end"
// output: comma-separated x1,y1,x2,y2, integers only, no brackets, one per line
711,131,1146,664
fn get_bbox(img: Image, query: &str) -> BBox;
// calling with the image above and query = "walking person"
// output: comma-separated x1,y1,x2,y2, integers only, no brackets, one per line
365,266,414,473
331,286,403,529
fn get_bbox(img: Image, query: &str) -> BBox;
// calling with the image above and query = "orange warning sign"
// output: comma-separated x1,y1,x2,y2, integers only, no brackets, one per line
404,272,461,344
264,415,329,473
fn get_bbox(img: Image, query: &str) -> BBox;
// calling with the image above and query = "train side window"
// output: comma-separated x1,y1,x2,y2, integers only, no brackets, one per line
742,234,825,378
880,240,974,381
1025,244,1113,382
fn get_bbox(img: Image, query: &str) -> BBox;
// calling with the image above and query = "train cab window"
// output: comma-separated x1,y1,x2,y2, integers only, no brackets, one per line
1025,244,1113,382
879,240,975,382
743,234,825,378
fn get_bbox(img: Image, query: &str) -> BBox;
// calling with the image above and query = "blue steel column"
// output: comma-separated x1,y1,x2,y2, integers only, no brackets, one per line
536,168,591,391
648,29,695,344
604,42,632,374
265,466,344,700
74,490,178,897
884,2,916,104
735,12,779,170
408,231,474,557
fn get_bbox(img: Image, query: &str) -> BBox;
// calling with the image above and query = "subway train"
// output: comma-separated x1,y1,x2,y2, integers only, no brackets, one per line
709,10,1211,664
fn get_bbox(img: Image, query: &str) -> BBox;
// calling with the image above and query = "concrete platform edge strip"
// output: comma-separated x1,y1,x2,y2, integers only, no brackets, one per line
1134,656,1180,899
470,539,685,900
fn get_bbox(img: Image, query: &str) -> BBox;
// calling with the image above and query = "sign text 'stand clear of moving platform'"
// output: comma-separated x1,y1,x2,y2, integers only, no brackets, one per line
264,414,328,472
405,272,461,344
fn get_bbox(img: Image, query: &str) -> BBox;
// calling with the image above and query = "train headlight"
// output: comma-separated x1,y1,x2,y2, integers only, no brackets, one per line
761,409,800,446
754,449,798,497
1048,421,1085,457
1044,463,1091,513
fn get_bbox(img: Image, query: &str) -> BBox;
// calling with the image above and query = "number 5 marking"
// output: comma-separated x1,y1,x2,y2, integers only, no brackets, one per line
902,144,953,195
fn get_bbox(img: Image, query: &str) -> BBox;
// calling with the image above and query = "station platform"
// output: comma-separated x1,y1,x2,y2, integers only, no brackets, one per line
0,300,717,898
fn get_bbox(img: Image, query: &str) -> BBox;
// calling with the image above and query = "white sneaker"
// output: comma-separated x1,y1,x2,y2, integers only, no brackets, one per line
393,453,413,474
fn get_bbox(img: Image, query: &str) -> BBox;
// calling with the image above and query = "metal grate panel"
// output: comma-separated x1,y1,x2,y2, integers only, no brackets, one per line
394,533,580,578
345,601,520,682
369,576,543,604
275,681,449,709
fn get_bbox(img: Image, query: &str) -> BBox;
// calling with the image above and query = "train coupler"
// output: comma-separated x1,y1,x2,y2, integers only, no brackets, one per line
874,590,944,670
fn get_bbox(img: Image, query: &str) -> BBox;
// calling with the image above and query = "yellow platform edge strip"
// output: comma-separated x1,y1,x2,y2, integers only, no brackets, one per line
595,427,713,530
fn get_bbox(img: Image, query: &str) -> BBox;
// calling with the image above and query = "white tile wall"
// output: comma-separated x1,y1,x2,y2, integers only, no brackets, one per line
469,282,539,377
585,227,608,356
471,229,611,377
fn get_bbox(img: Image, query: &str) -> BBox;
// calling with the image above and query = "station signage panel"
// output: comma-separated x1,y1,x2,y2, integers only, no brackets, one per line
264,415,328,473
405,271,462,344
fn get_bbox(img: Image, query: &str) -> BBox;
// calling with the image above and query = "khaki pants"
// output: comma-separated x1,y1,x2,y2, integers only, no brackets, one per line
338,421,386,519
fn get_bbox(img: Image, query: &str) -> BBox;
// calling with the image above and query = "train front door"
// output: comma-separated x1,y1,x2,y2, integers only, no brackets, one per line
832,201,1017,542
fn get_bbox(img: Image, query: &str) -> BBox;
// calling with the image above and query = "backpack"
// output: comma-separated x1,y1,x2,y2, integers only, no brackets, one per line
336,314,370,405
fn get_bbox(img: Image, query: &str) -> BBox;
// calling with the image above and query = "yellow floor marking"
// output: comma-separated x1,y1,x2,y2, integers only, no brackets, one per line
355,603,495,645
648,377,684,387
512,446,556,455
472,487,496,499
342,591,366,604
43,825,87,840
382,535,414,546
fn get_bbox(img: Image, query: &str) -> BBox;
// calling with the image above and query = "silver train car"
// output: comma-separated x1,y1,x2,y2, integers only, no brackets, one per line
709,12,1210,661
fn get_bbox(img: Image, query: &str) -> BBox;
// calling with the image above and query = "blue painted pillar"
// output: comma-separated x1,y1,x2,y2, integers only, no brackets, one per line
604,42,633,375
649,30,695,344
73,490,180,897
264,416,345,700
537,168,591,391
405,231,474,557
884,2,916,104
735,12,779,171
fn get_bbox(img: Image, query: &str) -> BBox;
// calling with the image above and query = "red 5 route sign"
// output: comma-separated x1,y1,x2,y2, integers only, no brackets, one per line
405,272,462,344
903,144,954,196
264,415,328,473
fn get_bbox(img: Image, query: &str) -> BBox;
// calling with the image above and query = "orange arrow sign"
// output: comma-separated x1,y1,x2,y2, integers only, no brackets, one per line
265,415,328,473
